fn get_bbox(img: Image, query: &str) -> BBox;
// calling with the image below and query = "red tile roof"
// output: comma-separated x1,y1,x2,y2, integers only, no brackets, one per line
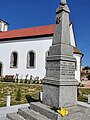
0,24,82,55
0,24,54,40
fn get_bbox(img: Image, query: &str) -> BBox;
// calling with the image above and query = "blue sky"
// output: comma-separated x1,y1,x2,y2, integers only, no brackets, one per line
0,0,90,67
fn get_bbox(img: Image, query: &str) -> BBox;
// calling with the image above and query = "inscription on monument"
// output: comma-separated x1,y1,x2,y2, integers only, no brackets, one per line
60,61,75,79
46,60,75,79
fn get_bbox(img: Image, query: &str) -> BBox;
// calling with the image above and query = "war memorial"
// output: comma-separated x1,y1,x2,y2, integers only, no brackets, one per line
7,0,90,120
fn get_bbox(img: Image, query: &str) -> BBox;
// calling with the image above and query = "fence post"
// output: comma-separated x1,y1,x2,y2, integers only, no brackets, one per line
6,91,10,107
88,94,90,104
39,92,43,102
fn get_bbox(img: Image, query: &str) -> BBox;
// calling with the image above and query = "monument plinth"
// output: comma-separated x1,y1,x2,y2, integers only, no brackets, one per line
43,0,78,108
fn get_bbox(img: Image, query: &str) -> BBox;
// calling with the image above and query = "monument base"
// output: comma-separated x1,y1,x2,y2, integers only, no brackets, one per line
43,54,78,108
43,78,78,108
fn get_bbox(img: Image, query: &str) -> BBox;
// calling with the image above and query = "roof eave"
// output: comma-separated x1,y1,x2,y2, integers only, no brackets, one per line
0,33,53,41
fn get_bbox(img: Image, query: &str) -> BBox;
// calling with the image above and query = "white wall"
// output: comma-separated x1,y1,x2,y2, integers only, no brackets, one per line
73,54,82,82
70,23,76,47
4,24,8,31
0,24,82,81
0,36,82,81
70,23,82,82
0,37,52,79
0,20,8,32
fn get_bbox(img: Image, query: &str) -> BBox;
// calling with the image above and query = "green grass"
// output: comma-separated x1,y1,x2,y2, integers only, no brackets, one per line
78,88,90,95
0,82,90,107
77,88,90,102
0,82,42,107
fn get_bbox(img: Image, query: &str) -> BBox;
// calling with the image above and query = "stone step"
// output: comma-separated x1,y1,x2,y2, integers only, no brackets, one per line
0,117,9,120
6,113,25,120
30,102,58,120
18,107,51,120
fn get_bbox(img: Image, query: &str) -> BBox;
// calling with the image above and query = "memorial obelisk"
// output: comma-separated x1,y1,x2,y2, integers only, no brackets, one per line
43,0,78,108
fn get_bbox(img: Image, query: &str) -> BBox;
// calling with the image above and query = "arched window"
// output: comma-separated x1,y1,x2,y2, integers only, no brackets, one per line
27,50,36,68
10,51,18,68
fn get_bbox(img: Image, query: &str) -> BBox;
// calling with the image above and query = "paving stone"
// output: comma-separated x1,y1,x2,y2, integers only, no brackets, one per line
0,117,9,120
57,105,90,120
30,102,58,120
18,107,51,120
6,113,25,120
6,103,90,120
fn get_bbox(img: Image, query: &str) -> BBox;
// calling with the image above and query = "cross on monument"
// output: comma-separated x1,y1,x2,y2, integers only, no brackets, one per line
43,0,79,108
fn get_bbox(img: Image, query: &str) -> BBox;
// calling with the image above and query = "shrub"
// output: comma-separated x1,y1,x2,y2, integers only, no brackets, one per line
15,79,18,83
0,78,4,82
3,75,15,82
24,79,27,83
28,80,30,84
20,79,23,83
15,88,21,101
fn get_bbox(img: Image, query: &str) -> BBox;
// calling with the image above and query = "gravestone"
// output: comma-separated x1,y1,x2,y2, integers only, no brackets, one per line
43,0,79,108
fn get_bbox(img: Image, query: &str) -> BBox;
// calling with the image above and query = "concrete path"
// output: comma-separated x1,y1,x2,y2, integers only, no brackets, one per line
0,103,29,120
77,101,90,108
0,102,90,120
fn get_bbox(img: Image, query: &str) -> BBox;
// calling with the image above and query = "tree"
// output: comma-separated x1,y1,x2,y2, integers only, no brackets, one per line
83,66,90,70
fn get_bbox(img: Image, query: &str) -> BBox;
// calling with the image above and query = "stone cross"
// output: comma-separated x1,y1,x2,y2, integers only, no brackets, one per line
43,0,78,108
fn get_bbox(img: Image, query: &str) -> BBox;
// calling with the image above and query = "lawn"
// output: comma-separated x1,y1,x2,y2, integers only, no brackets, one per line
77,88,90,102
0,82,42,107
0,82,90,107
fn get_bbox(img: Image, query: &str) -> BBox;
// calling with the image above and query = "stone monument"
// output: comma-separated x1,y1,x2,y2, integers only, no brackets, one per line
43,0,79,108
6,0,90,120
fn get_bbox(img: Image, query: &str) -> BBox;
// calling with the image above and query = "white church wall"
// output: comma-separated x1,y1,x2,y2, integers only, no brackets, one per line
4,24,8,31
73,54,82,82
0,24,82,81
0,22,4,31
0,37,52,79
0,20,8,32
70,23,76,47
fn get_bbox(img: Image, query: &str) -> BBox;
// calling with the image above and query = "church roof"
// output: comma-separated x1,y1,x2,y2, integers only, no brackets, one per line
0,24,54,40
0,24,82,55
73,47,83,55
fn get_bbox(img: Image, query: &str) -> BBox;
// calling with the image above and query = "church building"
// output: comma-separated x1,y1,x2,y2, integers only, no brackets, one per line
0,19,83,82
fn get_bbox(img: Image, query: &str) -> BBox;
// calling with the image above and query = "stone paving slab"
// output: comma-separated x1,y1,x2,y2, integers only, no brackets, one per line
0,103,29,119
77,101,90,107
0,116,8,120
29,102,90,120
59,105,90,120
7,113,25,120
1,102,90,120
